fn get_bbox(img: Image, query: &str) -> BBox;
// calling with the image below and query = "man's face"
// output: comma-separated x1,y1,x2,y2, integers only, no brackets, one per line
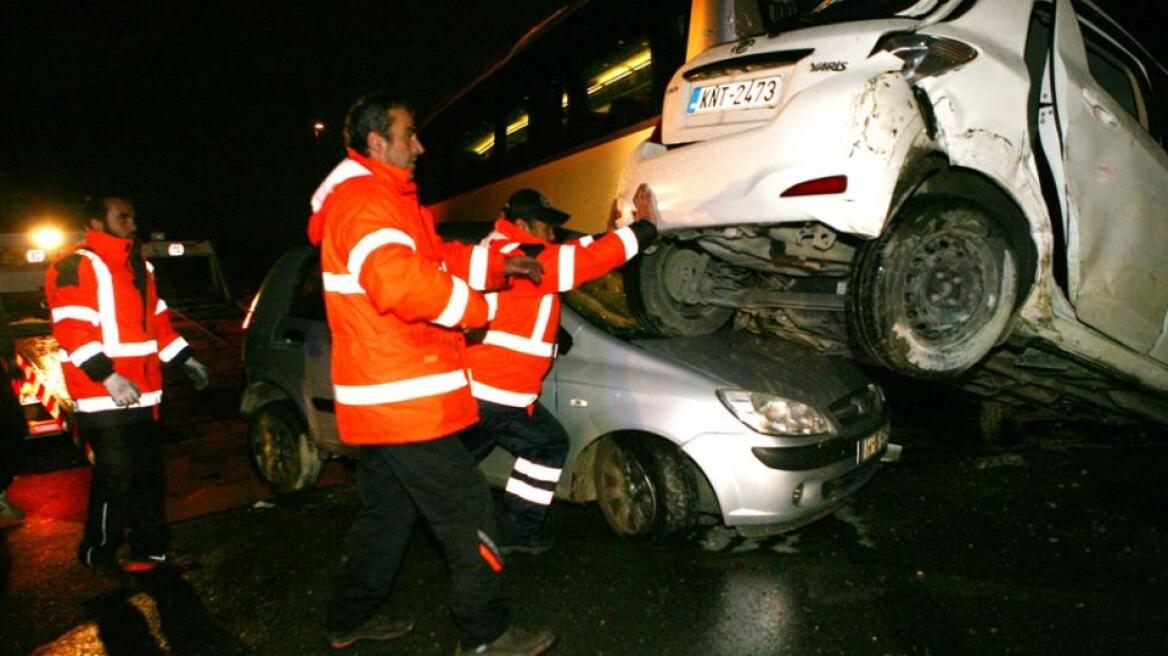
370,107,425,174
517,218,556,243
89,197,136,239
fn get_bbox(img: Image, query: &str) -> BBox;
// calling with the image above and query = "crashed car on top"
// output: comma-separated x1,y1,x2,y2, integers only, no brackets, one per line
617,0,1168,425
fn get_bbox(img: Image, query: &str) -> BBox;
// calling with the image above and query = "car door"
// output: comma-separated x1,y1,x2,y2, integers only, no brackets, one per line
278,257,341,449
1047,0,1168,361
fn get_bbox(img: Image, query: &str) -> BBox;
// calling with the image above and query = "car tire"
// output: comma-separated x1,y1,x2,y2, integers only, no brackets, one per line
626,241,733,336
248,403,322,496
848,196,1018,378
594,435,698,542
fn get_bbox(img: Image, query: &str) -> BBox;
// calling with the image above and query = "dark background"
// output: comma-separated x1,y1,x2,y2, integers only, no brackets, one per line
0,1,1162,286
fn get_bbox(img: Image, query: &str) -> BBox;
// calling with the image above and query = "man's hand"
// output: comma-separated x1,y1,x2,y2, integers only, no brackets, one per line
183,358,210,391
632,183,660,226
102,372,141,407
504,255,544,285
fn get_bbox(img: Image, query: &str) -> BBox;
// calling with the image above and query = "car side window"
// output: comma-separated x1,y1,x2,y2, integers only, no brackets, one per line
1076,18,1155,137
288,258,325,321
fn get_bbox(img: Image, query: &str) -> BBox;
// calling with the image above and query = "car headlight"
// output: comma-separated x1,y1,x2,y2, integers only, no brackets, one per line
717,389,832,436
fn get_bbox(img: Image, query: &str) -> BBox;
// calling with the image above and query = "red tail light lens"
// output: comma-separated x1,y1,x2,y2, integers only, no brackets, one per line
781,175,848,197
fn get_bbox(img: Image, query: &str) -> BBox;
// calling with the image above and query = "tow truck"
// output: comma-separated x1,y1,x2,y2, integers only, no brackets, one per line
1,227,238,438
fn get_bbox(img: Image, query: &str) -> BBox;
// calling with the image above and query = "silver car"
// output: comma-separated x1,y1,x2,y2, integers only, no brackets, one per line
240,245,889,540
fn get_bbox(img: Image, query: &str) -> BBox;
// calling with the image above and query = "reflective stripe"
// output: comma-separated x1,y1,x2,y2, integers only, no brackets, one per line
321,272,364,294
75,390,163,413
145,261,154,273
155,299,167,315
557,245,576,292
469,379,538,408
578,235,594,247
482,330,554,358
323,228,417,295
505,478,555,506
485,293,498,321
52,306,100,326
349,228,416,278
74,250,121,344
513,457,562,483
334,370,467,406
70,342,105,367
311,158,372,212
158,337,189,362
500,242,521,254
469,246,489,290
106,341,158,357
616,226,639,261
434,277,470,327
530,295,554,340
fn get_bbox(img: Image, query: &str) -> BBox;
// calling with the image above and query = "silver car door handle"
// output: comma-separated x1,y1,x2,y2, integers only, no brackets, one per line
569,398,589,407
1082,88,1118,128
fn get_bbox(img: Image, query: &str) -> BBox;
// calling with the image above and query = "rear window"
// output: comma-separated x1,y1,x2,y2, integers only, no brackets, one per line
758,0,935,34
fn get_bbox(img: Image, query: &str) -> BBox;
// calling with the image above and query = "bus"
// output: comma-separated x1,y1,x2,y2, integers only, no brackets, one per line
417,0,750,233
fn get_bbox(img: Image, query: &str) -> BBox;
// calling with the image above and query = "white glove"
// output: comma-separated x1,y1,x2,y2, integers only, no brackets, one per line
183,357,210,391
102,372,141,407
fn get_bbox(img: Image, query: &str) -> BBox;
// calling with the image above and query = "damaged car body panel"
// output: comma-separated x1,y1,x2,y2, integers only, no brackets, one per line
617,0,1168,426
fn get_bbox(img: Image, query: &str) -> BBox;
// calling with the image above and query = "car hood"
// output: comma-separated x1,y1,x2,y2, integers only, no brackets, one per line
632,330,871,407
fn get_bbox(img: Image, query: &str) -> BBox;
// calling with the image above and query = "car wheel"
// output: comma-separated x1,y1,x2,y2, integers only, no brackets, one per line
626,241,733,336
248,403,322,495
849,196,1018,377
594,435,698,542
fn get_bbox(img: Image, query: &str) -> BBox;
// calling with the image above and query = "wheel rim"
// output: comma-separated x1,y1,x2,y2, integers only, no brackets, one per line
659,247,724,320
252,413,299,486
598,442,657,536
897,227,1002,346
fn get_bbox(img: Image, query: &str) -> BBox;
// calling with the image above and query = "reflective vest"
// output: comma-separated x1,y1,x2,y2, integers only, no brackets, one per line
307,150,507,444
466,218,649,408
44,228,190,422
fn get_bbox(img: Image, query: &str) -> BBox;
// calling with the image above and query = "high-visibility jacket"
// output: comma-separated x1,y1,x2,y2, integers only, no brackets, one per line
307,150,509,444
466,218,656,408
44,228,192,426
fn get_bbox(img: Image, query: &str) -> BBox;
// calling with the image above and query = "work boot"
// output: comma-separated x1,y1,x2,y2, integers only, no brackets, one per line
0,491,23,521
122,549,199,573
498,532,554,556
457,626,556,656
326,616,415,649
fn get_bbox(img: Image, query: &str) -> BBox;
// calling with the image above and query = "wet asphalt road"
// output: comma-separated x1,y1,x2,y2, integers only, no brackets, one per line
4,413,1167,656
2,320,1166,656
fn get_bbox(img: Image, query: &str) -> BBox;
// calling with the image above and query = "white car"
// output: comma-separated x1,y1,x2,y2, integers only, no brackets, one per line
619,0,1168,426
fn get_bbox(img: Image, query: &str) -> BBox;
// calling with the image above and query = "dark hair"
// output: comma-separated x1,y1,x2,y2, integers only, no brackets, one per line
344,92,412,156
82,194,131,226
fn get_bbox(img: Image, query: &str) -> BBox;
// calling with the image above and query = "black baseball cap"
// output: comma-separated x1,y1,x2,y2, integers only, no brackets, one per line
503,188,570,226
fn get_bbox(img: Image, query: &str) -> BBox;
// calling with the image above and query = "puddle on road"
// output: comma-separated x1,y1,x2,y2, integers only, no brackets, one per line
691,504,875,553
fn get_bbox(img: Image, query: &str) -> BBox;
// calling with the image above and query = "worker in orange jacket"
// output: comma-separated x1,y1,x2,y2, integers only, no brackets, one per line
461,185,659,555
309,92,553,656
44,194,209,572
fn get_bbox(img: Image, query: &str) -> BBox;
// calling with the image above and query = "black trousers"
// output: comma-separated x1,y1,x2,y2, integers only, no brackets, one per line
326,433,508,649
461,401,569,541
1,373,24,491
78,420,169,567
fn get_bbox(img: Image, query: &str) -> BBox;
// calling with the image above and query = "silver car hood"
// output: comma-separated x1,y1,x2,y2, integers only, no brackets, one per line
631,330,871,407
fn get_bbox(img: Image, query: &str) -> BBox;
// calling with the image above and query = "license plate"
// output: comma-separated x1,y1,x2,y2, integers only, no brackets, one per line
687,75,783,115
857,426,889,464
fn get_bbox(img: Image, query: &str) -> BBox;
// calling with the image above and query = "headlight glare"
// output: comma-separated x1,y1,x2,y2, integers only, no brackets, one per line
718,389,832,436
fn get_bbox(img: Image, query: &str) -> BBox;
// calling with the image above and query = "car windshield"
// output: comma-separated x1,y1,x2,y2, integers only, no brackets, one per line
757,0,940,34
563,272,659,341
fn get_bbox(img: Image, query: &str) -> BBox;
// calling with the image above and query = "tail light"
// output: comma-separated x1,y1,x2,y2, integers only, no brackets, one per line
873,32,977,82
781,175,848,197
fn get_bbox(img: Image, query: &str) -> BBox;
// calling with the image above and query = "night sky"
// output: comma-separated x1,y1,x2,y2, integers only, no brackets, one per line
1,1,566,283
1,1,1163,285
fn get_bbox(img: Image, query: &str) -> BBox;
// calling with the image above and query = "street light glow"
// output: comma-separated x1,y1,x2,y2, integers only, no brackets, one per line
30,226,65,251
